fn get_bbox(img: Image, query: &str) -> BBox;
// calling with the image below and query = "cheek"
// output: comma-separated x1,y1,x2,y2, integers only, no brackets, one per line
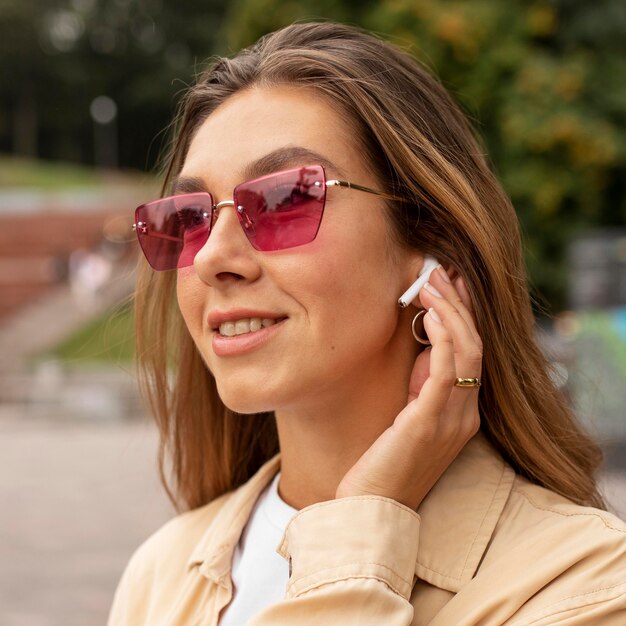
176,269,204,335
317,217,401,309
293,237,402,352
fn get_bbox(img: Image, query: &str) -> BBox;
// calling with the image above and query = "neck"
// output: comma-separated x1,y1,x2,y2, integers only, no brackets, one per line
274,344,419,510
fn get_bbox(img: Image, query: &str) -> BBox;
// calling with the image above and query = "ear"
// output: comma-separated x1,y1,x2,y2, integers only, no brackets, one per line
440,261,459,282
418,255,460,283
403,254,427,289
406,254,460,290
406,253,430,279
399,254,436,310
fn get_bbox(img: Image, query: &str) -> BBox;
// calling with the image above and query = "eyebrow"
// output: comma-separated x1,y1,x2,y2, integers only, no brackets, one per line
170,146,346,196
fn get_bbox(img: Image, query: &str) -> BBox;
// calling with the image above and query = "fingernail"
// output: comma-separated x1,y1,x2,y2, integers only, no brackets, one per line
428,307,442,323
424,282,443,298
437,264,451,283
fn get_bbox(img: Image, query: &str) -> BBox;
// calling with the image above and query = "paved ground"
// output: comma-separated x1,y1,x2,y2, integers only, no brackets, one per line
0,414,173,626
0,414,625,626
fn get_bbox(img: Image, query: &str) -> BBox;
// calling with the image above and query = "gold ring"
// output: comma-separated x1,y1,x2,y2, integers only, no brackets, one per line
454,377,481,388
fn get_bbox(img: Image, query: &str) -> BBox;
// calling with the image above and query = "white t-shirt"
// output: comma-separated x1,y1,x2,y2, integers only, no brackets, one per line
219,471,298,625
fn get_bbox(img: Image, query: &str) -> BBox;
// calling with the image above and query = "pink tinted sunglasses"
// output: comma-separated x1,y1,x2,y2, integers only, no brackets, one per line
133,164,405,270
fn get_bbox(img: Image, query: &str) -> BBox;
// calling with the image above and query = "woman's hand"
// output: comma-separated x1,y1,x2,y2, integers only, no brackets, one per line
335,265,482,510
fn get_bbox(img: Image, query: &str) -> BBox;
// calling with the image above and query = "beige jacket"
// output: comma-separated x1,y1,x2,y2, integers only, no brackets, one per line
108,433,626,625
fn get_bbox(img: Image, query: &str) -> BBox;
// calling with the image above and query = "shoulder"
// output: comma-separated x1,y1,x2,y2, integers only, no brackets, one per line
505,474,626,542
107,453,282,626
107,491,235,626
496,473,626,567
112,453,281,603
481,474,626,622
124,490,233,579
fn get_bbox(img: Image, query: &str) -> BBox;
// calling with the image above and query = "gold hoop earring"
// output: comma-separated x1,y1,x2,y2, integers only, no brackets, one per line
411,309,431,345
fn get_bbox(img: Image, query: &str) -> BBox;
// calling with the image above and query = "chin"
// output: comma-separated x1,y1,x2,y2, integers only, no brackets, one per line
216,383,277,415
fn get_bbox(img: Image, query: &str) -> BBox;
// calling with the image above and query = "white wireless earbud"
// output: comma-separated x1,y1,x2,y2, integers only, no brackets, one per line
398,255,440,308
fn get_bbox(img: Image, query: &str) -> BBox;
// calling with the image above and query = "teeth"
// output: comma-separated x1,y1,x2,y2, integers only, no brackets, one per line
218,317,280,337
235,320,249,335
221,322,236,337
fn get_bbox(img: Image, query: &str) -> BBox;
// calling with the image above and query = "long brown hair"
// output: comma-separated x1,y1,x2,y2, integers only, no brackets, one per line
135,22,606,512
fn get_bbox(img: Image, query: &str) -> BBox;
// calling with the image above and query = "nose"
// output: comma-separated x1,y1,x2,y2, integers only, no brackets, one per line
192,201,261,287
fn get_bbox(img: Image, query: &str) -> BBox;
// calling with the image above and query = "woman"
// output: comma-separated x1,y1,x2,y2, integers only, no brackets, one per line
109,22,626,625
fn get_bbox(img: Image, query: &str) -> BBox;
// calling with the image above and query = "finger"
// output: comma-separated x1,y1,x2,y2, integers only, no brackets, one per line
455,275,474,314
419,284,483,374
418,289,483,423
400,308,456,426
422,307,481,446
397,306,480,454
454,275,482,348
420,266,482,350
429,265,480,341
406,345,431,402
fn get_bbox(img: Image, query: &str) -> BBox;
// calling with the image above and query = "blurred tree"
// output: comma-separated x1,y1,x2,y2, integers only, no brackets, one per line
0,0,228,170
2,0,624,310
221,0,626,311
0,0,54,158
216,0,369,52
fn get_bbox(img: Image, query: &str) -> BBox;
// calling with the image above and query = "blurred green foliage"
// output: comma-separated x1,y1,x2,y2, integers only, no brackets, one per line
0,0,228,169
1,0,625,309
0,156,102,188
222,0,626,309
0,155,153,189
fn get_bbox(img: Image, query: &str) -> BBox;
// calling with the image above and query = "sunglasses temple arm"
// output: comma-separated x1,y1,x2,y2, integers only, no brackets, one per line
326,179,408,203
132,226,182,243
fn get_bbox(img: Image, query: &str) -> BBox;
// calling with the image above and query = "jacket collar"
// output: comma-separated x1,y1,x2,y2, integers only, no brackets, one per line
188,432,515,593
187,454,282,588
413,432,515,591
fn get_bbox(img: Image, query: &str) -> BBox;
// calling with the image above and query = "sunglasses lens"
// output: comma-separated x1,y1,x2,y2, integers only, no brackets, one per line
135,166,327,270
134,193,212,270
235,165,326,251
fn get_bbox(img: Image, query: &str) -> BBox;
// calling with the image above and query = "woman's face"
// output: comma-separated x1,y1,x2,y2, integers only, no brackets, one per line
176,85,424,414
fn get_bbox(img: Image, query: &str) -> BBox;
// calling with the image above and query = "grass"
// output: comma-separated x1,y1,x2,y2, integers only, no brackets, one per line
0,154,152,190
46,302,135,365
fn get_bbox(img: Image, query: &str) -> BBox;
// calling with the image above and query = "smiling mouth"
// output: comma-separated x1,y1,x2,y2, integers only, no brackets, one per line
216,317,288,337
